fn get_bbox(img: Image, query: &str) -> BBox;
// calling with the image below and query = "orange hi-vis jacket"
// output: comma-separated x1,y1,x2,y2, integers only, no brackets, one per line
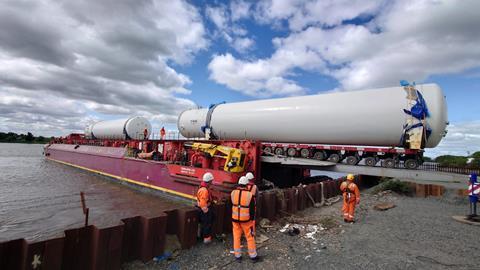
340,181,360,203
197,184,212,210
247,184,258,197
231,187,255,222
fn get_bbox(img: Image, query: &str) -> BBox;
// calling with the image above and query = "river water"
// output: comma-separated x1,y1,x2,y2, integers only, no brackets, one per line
0,143,186,242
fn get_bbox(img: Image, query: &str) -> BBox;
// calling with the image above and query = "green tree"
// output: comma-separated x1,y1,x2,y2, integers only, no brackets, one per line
470,151,480,159
435,155,468,166
25,132,34,142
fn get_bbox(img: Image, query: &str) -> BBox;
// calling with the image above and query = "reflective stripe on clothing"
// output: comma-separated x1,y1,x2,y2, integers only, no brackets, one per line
232,220,256,259
231,188,253,222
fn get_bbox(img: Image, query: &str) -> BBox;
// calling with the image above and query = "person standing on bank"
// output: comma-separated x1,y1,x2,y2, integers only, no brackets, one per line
340,174,360,223
231,176,260,263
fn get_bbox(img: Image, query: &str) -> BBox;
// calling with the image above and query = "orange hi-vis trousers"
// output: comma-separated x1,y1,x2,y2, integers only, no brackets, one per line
342,194,357,221
232,220,257,258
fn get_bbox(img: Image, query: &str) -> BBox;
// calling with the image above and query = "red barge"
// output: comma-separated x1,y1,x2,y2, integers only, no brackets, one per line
44,134,264,200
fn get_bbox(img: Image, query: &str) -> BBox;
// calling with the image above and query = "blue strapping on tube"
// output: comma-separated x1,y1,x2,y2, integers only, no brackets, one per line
400,80,430,120
201,102,225,137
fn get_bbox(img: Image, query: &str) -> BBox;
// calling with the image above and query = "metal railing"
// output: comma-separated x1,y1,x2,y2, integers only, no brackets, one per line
417,162,480,175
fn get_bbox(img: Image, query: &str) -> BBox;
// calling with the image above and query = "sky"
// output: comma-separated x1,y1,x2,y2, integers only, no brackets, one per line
0,0,479,157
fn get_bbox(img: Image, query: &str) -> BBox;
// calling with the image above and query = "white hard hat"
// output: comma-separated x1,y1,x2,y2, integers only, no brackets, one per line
245,172,254,180
203,172,214,182
238,176,249,185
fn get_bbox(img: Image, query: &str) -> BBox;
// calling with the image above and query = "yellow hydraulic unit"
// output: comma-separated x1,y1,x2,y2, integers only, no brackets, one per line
186,142,246,173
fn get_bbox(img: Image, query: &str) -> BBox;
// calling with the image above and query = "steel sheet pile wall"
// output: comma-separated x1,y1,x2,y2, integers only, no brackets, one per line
0,208,198,270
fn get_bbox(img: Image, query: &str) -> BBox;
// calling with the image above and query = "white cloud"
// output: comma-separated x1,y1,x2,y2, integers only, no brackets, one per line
210,0,480,96
206,5,229,30
425,121,480,158
255,0,384,31
232,37,255,53
208,53,304,97
205,3,255,53
230,0,252,21
0,0,206,136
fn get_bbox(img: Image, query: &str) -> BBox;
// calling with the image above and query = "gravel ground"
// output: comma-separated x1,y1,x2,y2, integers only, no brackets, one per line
123,189,477,270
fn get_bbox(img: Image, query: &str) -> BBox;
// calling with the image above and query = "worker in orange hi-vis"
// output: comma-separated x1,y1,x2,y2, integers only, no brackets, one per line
197,173,214,244
231,176,260,263
245,172,258,233
160,127,166,140
340,174,360,223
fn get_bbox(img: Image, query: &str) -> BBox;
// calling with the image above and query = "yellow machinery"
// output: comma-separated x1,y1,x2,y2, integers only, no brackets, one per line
187,142,246,173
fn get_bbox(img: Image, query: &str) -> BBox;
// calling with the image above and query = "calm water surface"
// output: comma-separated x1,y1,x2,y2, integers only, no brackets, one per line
0,143,187,242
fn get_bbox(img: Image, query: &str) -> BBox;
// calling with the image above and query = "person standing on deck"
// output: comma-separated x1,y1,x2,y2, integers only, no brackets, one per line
160,127,166,140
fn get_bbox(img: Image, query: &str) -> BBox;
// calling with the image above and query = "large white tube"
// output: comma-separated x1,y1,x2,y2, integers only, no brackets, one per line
86,116,152,140
177,84,448,148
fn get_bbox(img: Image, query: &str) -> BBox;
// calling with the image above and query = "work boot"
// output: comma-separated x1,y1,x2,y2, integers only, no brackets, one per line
203,236,212,244
343,219,348,223
251,256,261,263
235,256,242,263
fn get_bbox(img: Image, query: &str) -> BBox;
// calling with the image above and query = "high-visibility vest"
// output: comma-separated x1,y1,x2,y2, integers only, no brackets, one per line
340,181,358,200
197,186,212,208
248,184,258,197
231,188,253,222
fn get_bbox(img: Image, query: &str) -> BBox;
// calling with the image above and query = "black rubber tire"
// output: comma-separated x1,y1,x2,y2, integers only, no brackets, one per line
382,158,396,168
365,157,377,166
300,148,310,158
274,147,284,156
263,147,272,155
346,155,360,165
313,151,326,160
327,153,341,163
287,148,296,157
404,159,419,169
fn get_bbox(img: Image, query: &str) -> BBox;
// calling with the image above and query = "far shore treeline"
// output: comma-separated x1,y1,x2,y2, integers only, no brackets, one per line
0,132,52,144
424,153,480,167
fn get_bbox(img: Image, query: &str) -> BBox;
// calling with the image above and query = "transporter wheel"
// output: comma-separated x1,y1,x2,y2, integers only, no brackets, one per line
327,153,341,163
365,157,377,167
382,158,396,168
263,147,272,155
274,147,284,156
345,155,360,165
300,148,310,158
287,148,297,157
313,151,326,160
404,159,419,169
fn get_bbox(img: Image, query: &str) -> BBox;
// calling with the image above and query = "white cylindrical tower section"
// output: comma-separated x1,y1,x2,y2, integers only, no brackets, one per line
84,124,94,139
87,116,152,140
177,84,448,148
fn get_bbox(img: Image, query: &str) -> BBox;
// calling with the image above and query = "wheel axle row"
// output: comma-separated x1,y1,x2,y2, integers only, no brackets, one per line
262,146,421,169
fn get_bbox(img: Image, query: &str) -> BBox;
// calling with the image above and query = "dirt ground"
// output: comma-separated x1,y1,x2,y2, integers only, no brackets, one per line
123,188,477,270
